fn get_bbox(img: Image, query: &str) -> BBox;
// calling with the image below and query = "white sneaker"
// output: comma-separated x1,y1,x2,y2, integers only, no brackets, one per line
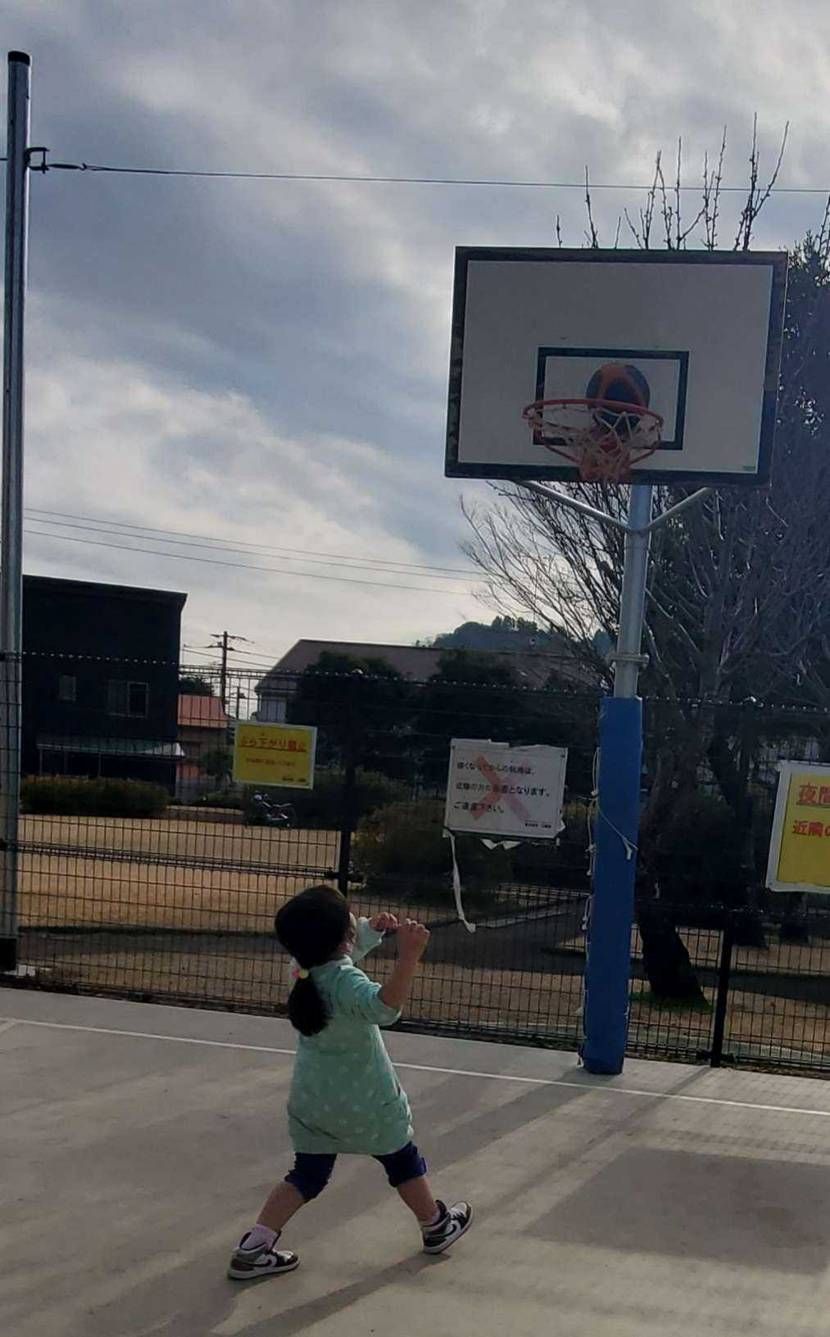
227,1232,300,1281
422,1200,474,1255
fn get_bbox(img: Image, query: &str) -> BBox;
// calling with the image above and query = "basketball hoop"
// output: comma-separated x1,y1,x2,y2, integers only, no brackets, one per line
522,397,664,483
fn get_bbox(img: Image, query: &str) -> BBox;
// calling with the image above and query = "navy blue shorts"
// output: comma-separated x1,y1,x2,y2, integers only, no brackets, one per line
286,1142,427,1201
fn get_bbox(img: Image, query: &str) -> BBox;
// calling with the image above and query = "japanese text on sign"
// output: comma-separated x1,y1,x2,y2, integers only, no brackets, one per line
766,762,830,894
795,784,830,808
444,739,567,841
232,723,317,790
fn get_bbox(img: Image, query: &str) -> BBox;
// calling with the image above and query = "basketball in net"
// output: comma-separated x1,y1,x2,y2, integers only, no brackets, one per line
523,362,663,483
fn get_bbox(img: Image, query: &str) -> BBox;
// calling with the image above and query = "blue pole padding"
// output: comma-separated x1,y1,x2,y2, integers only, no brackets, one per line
581,695,643,1075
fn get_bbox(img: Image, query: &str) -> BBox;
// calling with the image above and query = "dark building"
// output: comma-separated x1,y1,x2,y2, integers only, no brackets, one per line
22,576,187,789
254,638,589,722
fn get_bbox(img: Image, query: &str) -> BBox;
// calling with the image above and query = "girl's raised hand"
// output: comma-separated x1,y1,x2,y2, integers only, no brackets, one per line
397,919,430,962
370,912,399,935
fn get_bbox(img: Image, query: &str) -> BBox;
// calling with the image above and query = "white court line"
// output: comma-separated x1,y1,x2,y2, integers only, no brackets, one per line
3,1014,830,1121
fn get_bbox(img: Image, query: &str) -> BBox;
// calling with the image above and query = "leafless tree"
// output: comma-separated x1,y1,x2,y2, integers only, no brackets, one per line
734,115,789,251
583,166,600,248
462,126,827,973
702,129,727,251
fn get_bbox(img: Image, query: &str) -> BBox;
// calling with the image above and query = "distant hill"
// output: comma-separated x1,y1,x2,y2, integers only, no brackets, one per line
428,616,569,655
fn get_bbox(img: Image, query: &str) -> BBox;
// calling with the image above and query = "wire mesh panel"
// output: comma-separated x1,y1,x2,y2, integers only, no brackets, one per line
626,913,720,1063
4,654,830,1074
626,901,830,1073
10,656,597,1050
719,901,830,1072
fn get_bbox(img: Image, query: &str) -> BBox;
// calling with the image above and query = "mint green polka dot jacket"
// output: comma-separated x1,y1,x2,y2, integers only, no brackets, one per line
287,919,414,1156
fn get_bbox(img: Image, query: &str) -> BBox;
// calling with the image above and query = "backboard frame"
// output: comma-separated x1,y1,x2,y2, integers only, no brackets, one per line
445,247,788,486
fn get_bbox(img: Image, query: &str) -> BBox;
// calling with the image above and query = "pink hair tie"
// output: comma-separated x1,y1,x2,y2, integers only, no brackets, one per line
290,962,310,981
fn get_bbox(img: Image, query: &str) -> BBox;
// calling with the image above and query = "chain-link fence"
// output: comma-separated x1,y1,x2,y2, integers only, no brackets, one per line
4,654,830,1073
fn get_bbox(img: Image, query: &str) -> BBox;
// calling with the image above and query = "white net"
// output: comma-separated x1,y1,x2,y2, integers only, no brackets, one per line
523,398,663,483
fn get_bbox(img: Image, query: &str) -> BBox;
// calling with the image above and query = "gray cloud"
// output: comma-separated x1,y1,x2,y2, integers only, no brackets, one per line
3,0,829,659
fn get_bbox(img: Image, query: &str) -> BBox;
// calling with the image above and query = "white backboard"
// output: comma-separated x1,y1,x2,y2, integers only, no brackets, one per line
446,249,788,485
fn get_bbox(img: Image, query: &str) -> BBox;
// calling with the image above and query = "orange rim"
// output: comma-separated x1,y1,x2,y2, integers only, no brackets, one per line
522,397,663,481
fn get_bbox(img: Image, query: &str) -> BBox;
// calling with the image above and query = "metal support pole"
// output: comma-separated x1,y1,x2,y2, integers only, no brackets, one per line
581,484,653,1073
709,913,735,1069
518,478,629,533
337,758,357,897
0,53,31,973
517,475,709,1073
613,485,653,698
641,487,712,535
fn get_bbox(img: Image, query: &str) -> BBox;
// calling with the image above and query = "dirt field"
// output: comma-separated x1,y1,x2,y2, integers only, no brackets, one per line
558,924,830,987
20,816,340,931
21,813,339,871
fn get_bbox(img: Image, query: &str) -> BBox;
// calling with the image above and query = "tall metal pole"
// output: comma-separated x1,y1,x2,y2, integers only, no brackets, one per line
220,631,229,709
613,485,653,699
581,483,653,1073
0,52,31,972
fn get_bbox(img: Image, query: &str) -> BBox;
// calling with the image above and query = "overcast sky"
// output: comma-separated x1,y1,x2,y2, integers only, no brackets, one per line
3,1,829,676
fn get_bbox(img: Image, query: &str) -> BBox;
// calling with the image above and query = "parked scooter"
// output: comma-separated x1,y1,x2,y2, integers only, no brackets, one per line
246,792,296,828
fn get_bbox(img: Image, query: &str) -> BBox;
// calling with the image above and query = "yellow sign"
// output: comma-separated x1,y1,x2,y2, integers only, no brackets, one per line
767,762,830,893
232,723,317,790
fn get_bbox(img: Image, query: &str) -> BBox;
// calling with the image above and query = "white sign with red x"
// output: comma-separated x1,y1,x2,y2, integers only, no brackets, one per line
444,738,568,842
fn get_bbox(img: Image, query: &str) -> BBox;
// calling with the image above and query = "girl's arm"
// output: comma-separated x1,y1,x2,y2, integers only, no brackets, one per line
352,913,399,963
379,920,430,1012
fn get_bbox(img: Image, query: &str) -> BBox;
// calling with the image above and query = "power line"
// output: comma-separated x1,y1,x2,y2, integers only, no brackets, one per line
181,647,220,662
187,637,288,663
42,158,830,196
222,645,279,661
182,646,280,673
24,525,475,596
25,508,482,580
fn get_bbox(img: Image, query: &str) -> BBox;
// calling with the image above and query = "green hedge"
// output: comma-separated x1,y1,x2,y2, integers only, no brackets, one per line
353,798,511,901
243,768,408,828
653,792,745,905
348,788,768,907
22,776,169,818
190,789,243,810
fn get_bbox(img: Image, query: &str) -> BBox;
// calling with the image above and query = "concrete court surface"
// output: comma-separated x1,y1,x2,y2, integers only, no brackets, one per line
2,991,830,1337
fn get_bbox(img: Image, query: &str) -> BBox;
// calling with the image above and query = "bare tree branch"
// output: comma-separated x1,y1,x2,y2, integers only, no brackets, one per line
655,151,674,249
624,206,644,248
584,166,599,248
642,157,658,250
702,127,727,250
734,117,789,251
675,137,682,250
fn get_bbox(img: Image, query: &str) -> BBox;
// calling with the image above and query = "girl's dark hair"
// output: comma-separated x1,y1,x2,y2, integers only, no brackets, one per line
275,885,351,1037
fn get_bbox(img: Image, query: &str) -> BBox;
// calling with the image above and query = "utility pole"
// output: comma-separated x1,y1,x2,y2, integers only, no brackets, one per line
209,631,250,709
0,53,32,973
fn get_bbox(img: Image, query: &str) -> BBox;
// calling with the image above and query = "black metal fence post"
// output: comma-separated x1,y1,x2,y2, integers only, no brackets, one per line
710,913,735,1068
337,758,357,897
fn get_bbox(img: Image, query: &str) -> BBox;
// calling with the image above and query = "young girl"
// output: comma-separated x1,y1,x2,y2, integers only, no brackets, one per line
228,884,472,1280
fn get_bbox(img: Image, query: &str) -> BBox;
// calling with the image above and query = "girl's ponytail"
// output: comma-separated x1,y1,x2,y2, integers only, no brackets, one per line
275,885,352,1038
287,973,329,1037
